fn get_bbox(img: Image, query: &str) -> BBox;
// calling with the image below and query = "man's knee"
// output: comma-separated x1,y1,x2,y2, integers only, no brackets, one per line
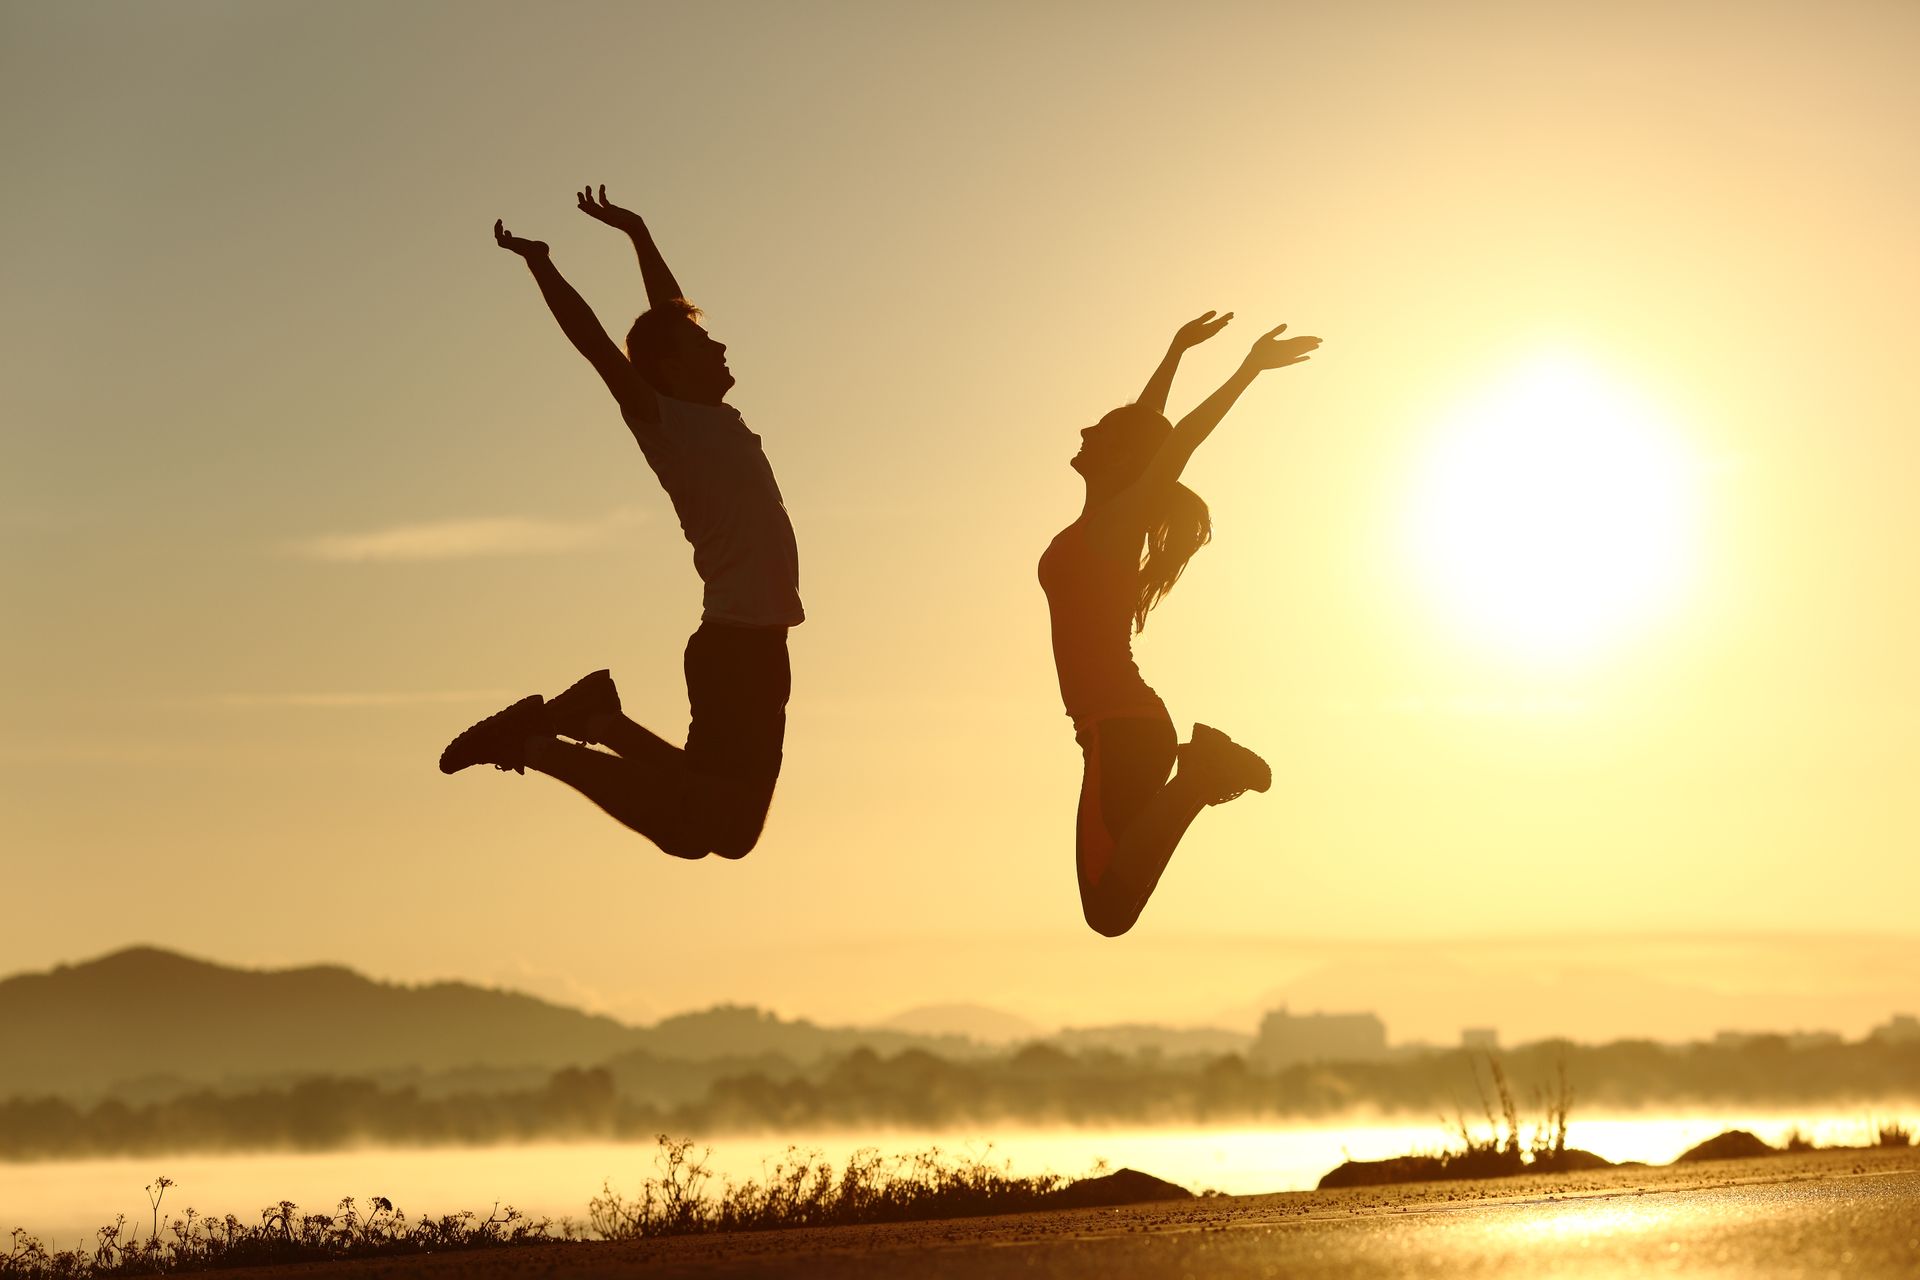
1080,890,1140,939
707,798,772,860
684,775,772,859
654,821,762,861
707,827,763,860
650,783,770,860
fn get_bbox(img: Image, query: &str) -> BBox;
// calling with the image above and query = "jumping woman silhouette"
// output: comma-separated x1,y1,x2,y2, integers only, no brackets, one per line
1039,312,1321,935
439,188,801,861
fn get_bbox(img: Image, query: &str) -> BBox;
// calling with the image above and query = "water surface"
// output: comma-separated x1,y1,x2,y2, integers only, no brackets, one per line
2,1111,1896,1251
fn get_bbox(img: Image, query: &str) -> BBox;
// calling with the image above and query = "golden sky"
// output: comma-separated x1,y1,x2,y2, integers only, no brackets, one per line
4,1,1917,1038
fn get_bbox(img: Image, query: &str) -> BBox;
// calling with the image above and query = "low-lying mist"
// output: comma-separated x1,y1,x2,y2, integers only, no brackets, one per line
7,1036,1917,1161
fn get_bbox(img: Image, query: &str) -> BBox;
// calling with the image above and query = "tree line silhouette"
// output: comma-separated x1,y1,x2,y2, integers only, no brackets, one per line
4,1038,1915,1160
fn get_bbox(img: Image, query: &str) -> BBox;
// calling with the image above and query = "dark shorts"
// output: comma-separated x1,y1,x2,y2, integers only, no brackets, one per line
684,620,791,785
1073,701,1175,888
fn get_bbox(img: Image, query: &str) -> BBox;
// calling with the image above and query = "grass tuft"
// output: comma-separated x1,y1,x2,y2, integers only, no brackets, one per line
1,1177,566,1279
588,1135,1071,1239
1873,1118,1914,1148
6,1137,1086,1275
1436,1051,1580,1178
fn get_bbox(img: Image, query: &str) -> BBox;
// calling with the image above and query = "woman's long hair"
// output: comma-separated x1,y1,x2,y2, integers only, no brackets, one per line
1134,481,1211,633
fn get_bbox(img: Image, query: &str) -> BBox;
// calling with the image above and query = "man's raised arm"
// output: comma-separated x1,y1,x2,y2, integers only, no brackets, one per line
577,185,686,310
494,218,656,424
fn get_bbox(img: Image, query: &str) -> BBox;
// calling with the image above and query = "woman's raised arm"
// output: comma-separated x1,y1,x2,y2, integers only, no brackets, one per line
1130,322,1321,497
1137,310,1234,414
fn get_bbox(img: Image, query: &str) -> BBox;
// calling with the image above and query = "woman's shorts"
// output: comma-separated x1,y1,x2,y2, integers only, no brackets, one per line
1073,700,1176,886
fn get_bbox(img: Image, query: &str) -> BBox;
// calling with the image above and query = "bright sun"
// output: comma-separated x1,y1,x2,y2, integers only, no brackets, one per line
1407,352,1701,665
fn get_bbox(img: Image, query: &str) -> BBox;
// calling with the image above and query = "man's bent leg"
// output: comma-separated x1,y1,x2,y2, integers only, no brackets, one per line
682,621,790,859
686,773,777,860
589,712,683,773
523,738,713,860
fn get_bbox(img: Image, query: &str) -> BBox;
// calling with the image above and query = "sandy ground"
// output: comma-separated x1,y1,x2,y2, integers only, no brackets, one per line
207,1147,1920,1278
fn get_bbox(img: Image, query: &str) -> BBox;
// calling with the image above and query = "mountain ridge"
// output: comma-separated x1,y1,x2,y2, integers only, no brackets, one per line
0,945,652,1099
0,947,1007,1101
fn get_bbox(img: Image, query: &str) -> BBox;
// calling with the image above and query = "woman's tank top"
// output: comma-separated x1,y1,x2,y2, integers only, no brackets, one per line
1038,520,1164,727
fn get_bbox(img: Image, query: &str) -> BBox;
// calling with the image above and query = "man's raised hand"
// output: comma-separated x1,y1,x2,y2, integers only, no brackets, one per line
494,219,549,259
579,184,683,307
1242,323,1321,372
576,184,643,232
1172,310,1234,351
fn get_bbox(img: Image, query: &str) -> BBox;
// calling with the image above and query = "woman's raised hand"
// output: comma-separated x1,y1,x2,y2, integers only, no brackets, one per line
1242,323,1321,372
1172,310,1234,351
493,219,549,259
576,184,643,231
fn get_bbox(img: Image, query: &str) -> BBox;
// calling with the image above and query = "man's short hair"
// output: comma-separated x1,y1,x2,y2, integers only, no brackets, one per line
626,298,704,388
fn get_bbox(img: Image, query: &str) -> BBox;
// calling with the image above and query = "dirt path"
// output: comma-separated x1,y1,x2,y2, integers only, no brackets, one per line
209,1148,1920,1279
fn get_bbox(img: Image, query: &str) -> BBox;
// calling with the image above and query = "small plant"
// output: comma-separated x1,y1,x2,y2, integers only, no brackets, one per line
1873,1118,1913,1148
1,1179,568,1279
1438,1052,1584,1178
589,1134,1073,1240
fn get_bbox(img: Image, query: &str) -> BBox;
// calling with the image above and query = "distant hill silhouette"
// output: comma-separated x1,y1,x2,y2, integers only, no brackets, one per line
880,1003,1045,1045
0,948,983,1101
1044,1024,1253,1057
622,1004,983,1066
0,946,651,1098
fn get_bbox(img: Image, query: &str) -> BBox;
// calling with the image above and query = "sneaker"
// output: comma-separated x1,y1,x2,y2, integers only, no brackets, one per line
438,695,546,774
1180,723,1272,806
545,669,620,742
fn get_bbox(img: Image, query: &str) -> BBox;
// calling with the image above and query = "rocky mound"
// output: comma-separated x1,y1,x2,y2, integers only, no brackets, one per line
1676,1129,1777,1163
1046,1168,1195,1209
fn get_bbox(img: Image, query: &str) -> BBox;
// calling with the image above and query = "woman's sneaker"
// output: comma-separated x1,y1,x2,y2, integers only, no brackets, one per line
545,669,620,742
438,695,546,774
1180,724,1272,805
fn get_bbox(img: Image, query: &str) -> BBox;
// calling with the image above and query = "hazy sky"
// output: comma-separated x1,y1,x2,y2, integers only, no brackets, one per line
5,1,1917,1038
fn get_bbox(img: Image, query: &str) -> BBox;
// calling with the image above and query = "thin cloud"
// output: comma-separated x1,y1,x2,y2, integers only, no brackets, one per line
213,690,517,709
290,509,644,563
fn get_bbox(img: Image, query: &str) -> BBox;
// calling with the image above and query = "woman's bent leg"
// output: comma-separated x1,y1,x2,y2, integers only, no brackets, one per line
1075,716,1210,937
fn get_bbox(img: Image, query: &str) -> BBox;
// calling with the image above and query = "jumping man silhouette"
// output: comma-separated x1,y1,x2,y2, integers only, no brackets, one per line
440,188,802,861
1039,311,1321,935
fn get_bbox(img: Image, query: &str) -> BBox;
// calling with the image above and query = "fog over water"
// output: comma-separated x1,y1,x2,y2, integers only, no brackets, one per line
4,1112,1900,1250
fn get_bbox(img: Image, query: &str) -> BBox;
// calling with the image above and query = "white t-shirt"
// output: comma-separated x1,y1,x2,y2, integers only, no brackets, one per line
632,395,804,629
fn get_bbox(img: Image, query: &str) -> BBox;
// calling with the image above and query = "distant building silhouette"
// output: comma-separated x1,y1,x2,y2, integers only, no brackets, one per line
1254,1007,1388,1066
1868,1013,1920,1045
1460,1027,1499,1051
